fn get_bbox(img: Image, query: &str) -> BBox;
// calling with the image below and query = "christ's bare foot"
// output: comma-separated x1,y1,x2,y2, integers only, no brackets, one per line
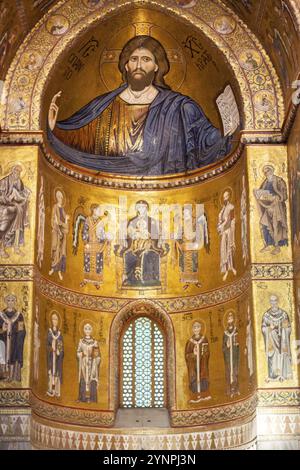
58,271,63,281
271,247,280,255
49,269,54,276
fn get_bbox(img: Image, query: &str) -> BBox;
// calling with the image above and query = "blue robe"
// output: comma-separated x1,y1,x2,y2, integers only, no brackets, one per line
48,85,232,176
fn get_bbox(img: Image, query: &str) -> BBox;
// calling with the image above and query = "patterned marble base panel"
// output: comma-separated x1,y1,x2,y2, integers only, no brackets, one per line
31,414,257,450
0,411,31,449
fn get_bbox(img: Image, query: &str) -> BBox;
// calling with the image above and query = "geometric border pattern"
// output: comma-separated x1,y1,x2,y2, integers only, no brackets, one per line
251,264,294,280
31,413,257,450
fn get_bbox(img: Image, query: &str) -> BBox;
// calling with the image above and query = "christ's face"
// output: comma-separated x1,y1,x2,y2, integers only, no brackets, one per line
125,47,158,91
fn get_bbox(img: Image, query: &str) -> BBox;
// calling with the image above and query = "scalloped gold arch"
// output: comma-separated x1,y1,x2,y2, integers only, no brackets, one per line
0,0,284,137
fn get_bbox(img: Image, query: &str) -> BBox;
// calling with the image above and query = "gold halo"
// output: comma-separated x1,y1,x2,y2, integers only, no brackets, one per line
79,319,97,337
53,186,67,206
99,23,187,92
7,161,26,179
48,310,61,329
191,319,206,337
258,161,278,178
219,186,233,207
223,309,236,329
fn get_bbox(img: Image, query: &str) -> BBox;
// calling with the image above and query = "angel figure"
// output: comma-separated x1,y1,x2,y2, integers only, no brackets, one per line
73,204,112,288
175,205,209,289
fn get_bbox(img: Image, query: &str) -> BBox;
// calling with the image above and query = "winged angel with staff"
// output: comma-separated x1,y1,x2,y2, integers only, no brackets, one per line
72,204,112,289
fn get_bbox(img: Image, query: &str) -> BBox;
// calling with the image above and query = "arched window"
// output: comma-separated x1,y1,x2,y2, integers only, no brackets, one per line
121,316,165,408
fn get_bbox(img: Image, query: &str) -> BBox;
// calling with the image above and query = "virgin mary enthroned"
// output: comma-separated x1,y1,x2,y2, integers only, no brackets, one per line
48,35,237,176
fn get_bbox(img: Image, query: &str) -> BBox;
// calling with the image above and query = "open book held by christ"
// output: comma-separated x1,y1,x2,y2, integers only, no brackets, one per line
47,36,240,176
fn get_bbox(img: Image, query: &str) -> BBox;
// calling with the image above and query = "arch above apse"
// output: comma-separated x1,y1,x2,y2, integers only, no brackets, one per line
109,300,176,414
0,0,284,141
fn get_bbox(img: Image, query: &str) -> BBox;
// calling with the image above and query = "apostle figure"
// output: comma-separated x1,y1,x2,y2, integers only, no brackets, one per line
185,321,211,403
244,305,254,387
47,312,64,397
262,295,293,382
37,176,45,268
0,165,31,259
254,165,288,255
73,204,111,288
115,200,169,287
217,190,237,281
241,175,249,266
77,323,101,403
0,294,26,382
33,301,40,384
48,35,238,176
223,311,240,397
49,189,70,281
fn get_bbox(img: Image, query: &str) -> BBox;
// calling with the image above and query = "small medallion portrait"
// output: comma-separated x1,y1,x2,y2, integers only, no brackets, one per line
214,16,236,35
22,51,42,72
46,15,69,36
254,90,275,112
239,49,262,71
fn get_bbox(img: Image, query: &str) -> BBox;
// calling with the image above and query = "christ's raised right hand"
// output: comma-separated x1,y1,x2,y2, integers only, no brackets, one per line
48,91,62,131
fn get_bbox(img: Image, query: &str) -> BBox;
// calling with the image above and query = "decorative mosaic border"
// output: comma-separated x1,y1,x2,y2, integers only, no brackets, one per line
171,394,257,427
31,394,114,427
36,271,251,313
251,264,294,281
36,275,129,313
157,271,251,313
0,389,30,407
31,414,257,450
257,389,300,407
0,265,35,282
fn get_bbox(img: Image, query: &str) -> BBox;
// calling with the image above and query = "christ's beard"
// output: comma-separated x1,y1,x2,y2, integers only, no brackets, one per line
127,69,156,91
